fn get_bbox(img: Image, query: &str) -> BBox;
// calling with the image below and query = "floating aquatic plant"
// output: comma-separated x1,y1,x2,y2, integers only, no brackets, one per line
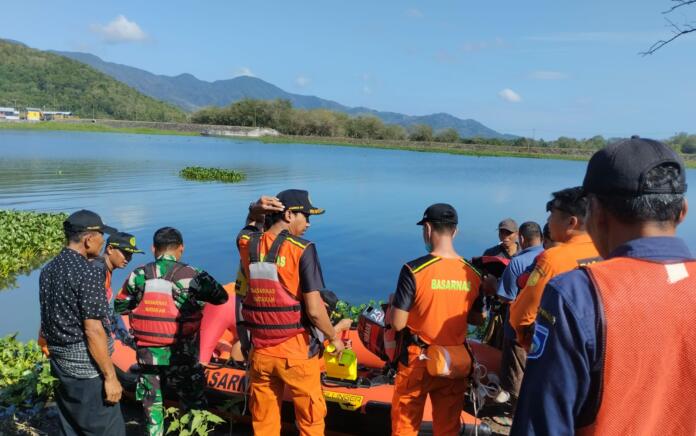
179,167,247,183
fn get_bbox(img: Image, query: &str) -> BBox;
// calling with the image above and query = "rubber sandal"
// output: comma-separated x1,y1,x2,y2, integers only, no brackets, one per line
491,415,513,427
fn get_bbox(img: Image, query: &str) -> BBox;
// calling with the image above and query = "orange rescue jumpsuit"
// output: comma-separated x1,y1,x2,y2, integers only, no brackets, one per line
238,230,326,436
391,256,483,436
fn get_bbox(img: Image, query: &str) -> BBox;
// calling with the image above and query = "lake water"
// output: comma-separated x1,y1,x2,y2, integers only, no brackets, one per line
1,130,695,341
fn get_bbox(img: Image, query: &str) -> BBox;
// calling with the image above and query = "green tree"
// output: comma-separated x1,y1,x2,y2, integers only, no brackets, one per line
345,116,386,139
434,128,460,143
381,124,407,140
409,124,433,142
681,135,696,154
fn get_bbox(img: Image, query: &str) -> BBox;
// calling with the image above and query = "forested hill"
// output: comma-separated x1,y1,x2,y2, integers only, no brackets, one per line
56,49,511,139
0,40,185,122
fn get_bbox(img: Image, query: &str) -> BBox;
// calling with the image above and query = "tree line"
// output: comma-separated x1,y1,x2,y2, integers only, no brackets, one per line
191,99,696,154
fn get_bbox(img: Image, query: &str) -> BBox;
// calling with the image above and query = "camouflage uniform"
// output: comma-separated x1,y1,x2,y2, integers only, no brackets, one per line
115,254,227,436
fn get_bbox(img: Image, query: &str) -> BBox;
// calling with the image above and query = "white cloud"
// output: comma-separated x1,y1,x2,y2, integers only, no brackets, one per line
233,67,255,77
362,85,372,95
530,70,568,80
91,15,147,43
405,8,423,18
499,88,522,103
295,75,311,88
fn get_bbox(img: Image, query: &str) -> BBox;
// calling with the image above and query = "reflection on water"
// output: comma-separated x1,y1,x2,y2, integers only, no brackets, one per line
1,130,695,340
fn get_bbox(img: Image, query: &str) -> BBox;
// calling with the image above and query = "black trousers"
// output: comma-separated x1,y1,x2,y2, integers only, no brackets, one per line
50,360,126,436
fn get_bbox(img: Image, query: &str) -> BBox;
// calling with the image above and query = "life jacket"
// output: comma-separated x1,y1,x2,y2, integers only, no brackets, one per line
130,262,202,347
357,303,402,364
470,255,510,279
241,231,306,349
576,257,696,436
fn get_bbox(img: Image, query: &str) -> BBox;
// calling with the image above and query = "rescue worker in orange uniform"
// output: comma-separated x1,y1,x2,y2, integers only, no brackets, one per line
512,136,695,435
237,190,352,436
390,203,487,436
509,187,600,349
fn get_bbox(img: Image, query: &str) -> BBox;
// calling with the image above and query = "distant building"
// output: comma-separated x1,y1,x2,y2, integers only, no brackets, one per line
0,107,20,120
43,111,74,121
24,108,42,121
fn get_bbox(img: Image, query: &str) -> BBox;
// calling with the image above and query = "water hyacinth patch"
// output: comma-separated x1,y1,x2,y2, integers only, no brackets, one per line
179,167,247,183
333,300,382,323
0,335,56,419
0,210,67,290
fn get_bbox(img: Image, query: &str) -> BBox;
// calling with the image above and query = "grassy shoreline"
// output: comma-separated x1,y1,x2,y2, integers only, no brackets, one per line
2,120,694,168
257,135,594,162
0,121,197,136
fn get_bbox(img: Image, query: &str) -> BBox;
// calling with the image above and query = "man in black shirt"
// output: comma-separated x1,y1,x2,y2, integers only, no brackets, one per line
482,218,520,259
39,210,125,436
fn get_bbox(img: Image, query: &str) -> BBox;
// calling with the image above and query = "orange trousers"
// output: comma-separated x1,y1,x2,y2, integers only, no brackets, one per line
391,361,467,436
249,352,326,436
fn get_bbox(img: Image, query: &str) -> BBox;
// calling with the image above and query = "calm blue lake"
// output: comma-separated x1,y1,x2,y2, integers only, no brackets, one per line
1,130,695,340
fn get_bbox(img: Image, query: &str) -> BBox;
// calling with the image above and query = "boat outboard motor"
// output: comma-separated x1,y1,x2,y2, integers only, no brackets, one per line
357,303,401,363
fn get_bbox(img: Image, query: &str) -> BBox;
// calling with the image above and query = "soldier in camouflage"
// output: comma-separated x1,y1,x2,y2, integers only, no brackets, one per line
115,227,228,436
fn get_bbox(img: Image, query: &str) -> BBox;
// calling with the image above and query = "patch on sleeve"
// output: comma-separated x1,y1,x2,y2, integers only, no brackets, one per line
526,267,543,287
527,324,550,360
538,308,556,325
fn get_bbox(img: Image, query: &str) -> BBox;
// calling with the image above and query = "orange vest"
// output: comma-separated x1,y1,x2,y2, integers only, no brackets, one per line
577,258,696,436
238,230,313,359
406,256,481,346
105,268,112,302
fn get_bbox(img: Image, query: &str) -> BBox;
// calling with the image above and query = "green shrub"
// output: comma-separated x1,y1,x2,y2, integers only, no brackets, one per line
165,407,225,436
0,335,56,418
179,167,247,183
0,210,67,290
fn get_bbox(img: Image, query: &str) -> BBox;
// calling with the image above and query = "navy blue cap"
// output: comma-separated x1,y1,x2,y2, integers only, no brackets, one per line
277,189,325,215
583,136,687,196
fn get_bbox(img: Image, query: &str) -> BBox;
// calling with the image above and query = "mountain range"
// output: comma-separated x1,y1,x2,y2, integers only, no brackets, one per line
55,50,511,139
0,40,185,122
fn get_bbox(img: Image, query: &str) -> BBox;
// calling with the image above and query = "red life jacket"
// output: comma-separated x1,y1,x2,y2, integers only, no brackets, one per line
577,257,696,436
130,263,202,347
241,231,305,349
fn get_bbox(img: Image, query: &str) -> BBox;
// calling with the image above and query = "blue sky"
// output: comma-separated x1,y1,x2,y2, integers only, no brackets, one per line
2,0,695,139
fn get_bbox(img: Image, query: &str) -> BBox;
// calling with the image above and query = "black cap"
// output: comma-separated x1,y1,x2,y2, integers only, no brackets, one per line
277,189,325,215
583,136,687,196
107,232,144,254
416,203,458,225
64,210,117,234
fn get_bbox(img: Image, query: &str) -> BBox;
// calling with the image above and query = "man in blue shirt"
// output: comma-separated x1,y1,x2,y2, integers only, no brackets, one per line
494,221,543,411
512,136,695,435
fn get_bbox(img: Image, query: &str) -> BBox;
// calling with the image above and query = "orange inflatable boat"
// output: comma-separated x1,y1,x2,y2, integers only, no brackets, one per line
112,287,500,435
